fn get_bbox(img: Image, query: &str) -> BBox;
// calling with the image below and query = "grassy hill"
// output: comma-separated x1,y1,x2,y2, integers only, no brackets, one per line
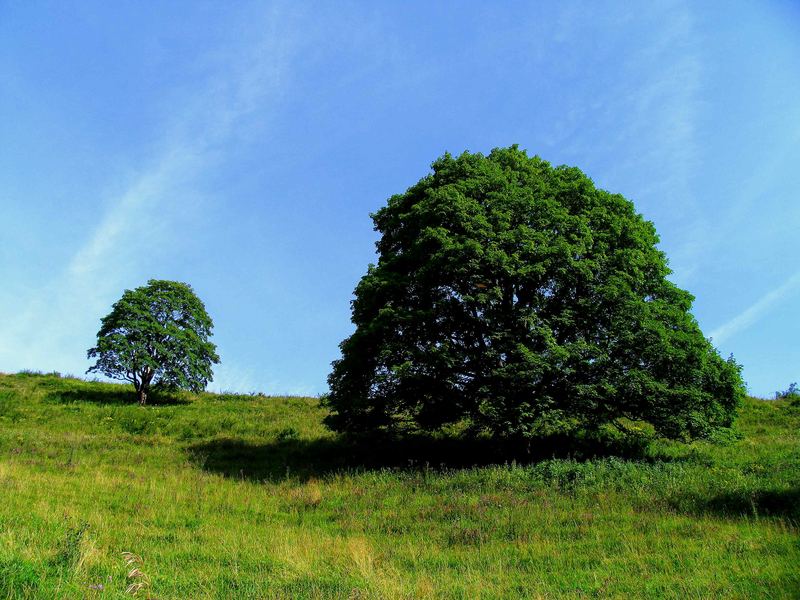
0,372,797,599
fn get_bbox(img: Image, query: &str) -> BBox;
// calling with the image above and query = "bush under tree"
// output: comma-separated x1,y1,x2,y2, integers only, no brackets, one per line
87,279,220,405
325,146,745,441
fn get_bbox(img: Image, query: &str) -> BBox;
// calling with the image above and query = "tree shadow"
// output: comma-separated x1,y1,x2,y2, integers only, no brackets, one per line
671,488,800,522
187,430,668,483
46,388,188,406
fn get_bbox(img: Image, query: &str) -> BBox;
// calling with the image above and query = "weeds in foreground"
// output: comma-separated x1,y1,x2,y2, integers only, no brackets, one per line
122,552,152,598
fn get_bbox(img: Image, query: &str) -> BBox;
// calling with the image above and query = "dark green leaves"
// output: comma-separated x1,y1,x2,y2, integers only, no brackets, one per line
325,147,745,441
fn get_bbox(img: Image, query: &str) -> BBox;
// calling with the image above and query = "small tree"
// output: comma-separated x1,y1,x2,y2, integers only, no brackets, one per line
87,280,220,405
775,383,799,400
325,147,745,441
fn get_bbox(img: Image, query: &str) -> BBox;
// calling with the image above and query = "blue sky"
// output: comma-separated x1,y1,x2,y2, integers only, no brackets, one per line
1,1,798,397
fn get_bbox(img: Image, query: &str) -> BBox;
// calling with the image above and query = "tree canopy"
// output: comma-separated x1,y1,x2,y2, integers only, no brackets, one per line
87,279,219,404
325,146,744,441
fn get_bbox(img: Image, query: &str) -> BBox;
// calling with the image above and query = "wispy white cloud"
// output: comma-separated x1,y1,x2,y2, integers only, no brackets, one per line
540,1,704,283
617,2,707,284
710,271,800,344
67,151,197,278
0,3,299,377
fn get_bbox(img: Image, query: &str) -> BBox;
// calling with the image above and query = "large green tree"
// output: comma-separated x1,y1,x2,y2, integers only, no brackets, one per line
87,280,220,405
325,147,744,441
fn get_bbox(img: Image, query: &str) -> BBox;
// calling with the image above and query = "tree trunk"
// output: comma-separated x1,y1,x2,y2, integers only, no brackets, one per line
136,367,153,406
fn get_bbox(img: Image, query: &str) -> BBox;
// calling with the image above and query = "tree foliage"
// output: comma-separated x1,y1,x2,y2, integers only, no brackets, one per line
325,147,745,441
87,280,219,404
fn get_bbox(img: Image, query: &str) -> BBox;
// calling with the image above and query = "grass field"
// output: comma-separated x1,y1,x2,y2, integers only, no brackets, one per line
0,372,797,599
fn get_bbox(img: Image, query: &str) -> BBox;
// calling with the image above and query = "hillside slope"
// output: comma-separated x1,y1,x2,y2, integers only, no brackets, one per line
0,372,798,599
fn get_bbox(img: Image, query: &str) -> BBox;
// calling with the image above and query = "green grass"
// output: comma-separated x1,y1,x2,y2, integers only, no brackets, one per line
0,372,797,599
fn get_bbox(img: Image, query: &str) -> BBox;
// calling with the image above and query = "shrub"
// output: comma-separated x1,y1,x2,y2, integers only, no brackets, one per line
774,382,799,400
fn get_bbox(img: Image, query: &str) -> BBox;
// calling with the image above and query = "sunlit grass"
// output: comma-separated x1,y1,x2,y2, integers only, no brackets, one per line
0,372,797,598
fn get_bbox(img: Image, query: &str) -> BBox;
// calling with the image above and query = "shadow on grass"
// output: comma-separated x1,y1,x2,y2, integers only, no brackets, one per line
187,430,666,483
672,488,800,522
46,388,189,406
